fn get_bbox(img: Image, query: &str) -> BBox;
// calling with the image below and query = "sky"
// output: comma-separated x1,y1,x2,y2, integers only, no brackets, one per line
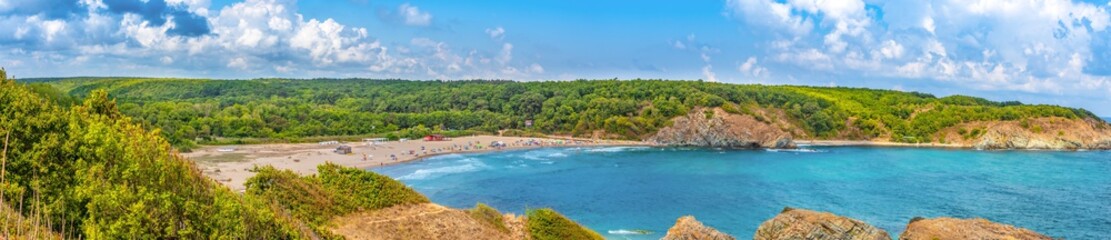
1,0,1110,115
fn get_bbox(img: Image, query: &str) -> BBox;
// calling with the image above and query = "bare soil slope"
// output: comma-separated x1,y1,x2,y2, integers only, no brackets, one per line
328,203,526,240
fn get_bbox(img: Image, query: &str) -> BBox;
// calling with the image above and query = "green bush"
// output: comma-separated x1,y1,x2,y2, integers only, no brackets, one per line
527,208,604,240
245,163,428,236
0,78,304,239
469,203,509,233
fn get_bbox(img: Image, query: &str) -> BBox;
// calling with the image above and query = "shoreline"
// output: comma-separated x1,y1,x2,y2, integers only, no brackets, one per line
182,135,650,191
796,140,969,149
184,136,1105,191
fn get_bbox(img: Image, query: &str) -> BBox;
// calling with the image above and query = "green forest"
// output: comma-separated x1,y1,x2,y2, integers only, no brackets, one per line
0,70,600,239
23,77,1101,150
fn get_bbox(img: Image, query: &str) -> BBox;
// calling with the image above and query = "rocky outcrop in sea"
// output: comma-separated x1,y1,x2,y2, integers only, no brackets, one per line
658,207,1056,240
661,216,734,240
753,207,891,240
899,217,1051,240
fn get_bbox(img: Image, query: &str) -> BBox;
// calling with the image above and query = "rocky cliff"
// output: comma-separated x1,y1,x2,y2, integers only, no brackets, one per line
754,207,891,240
939,117,1111,150
899,217,1051,240
650,109,1111,150
650,107,797,148
662,216,735,240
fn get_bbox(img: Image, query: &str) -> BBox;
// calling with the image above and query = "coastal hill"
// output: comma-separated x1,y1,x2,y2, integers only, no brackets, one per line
23,77,1111,150
1,70,603,239
3,72,1067,238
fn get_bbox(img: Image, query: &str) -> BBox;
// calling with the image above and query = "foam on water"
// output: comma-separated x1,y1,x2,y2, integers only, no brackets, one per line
586,146,651,152
520,153,547,161
396,158,486,180
765,148,825,153
608,229,652,235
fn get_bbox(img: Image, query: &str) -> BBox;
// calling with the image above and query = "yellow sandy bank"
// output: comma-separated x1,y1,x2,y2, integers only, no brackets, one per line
183,136,648,191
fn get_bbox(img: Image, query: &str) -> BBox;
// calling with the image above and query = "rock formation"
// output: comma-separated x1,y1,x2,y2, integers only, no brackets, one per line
662,216,735,240
938,117,1111,150
754,207,891,240
650,107,796,148
899,217,1052,240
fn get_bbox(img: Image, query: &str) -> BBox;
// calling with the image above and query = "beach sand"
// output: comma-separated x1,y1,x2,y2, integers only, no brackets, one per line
182,135,648,191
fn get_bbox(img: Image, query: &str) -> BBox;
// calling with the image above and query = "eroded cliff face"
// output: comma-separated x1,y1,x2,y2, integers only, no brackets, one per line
899,217,1051,240
662,216,735,240
650,107,797,148
754,207,891,240
938,117,1111,150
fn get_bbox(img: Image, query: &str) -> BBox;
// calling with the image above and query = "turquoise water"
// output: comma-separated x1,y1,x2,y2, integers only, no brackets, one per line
371,147,1111,239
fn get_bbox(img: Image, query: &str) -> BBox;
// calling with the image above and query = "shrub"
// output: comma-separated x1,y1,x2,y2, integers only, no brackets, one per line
527,208,603,240
469,203,509,233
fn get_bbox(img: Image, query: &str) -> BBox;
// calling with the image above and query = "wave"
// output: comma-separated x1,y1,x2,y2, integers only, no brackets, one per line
607,229,652,235
397,161,485,180
546,152,568,157
520,153,547,161
764,148,824,153
586,146,651,153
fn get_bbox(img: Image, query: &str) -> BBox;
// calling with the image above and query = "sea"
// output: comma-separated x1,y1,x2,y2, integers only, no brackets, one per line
372,146,1111,239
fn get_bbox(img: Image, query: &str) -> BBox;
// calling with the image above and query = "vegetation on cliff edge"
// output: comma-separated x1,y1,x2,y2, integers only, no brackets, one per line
24,77,1099,149
527,208,605,240
2,70,597,239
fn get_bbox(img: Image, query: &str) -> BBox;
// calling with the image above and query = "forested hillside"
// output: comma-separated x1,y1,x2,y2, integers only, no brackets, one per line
25,77,1099,149
6,70,606,239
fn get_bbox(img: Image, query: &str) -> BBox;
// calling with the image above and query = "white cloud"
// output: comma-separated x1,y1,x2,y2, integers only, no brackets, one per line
0,0,545,80
228,57,248,69
496,43,513,64
921,16,936,35
485,26,505,40
166,0,211,12
876,40,904,59
738,57,768,77
528,63,544,74
725,0,813,35
672,40,686,49
399,3,431,27
702,65,717,82
776,48,833,71
235,28,264,47
724,0,1111,94
39,18,66,43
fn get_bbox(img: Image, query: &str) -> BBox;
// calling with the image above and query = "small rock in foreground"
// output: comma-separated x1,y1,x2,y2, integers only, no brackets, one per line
754,207,891,240
661,216,735,240
899,217,1051,240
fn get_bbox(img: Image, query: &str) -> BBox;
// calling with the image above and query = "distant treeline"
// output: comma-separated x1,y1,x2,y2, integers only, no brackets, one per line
24,77,1100,150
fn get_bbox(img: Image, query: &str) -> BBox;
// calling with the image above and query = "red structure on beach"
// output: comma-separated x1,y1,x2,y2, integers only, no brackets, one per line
423,134,446,141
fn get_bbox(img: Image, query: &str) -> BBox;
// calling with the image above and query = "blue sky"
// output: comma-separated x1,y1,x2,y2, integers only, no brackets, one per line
1,0,1110,115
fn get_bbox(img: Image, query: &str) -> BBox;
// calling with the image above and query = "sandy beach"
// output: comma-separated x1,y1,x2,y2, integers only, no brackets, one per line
183,135,649,191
